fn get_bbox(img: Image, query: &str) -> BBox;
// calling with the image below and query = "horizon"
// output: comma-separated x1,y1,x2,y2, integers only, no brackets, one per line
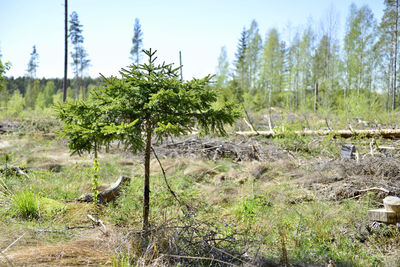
1,0,384,80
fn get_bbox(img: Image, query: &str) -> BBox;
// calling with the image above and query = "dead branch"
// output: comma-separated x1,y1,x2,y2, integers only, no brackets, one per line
1,233,25,254
151,146,188,210
87,214,107,235
357,187,390,194
161,254,240,266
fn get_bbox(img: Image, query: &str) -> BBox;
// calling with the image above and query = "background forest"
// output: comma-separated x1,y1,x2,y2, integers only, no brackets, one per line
1,1,400,122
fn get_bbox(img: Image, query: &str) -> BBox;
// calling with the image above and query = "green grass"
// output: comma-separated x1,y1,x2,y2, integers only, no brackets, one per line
11,189,39,220
1,133,400,266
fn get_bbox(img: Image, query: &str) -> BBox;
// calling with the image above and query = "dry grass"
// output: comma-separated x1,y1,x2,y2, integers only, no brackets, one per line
3,131,400,265
1,239,112,266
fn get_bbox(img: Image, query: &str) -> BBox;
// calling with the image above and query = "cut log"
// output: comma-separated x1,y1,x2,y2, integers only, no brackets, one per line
77,176,131,203
236,129,400,139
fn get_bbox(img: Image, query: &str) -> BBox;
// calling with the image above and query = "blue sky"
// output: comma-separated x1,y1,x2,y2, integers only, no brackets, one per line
0,0,384,80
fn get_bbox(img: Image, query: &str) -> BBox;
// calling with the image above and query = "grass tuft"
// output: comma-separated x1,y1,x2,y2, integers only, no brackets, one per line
11,189,39,220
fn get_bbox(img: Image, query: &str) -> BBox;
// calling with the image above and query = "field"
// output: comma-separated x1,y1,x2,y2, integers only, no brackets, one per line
1,114,400,266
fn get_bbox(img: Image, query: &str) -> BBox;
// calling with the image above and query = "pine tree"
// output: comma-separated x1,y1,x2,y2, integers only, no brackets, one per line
69,11,90,99
27,45,39,78
130,18,143,64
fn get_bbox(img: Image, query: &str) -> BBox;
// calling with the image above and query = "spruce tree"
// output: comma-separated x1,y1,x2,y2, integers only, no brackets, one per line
130,18,143,64
27,45,39,78
57,49,240,232
234,27,249,92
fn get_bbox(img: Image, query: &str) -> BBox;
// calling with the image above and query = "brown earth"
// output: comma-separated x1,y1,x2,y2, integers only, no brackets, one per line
0,239,112,266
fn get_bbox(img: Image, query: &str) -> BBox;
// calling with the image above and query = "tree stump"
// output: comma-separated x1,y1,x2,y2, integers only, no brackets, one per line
77,176,131,203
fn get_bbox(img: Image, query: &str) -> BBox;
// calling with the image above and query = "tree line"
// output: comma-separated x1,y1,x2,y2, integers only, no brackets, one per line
214,1,400,118
1,1,399,119
0,9,143,115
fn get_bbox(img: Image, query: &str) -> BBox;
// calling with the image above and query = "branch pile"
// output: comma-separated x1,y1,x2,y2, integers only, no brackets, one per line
157,137,286,162
112,215,271,266
300,157,400,201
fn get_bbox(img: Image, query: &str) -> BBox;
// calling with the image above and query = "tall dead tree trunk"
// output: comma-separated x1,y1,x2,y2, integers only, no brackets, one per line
63,0,68,103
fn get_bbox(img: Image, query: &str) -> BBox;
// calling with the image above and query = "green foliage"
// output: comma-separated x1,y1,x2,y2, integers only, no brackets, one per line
11,189,39,220
273,120,317,154
92,49,240,142
57,48,240,230
7,90,25,116
55,99,128,156
35,91,46,110
0,51,11,93
234,194,270,224
43,81,56,106
262,28,285,92
57,48,240,156
215,46,230,89
25,80,40,109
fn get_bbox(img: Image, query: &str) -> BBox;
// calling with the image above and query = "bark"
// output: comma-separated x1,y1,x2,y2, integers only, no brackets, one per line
63,0,68,103
142,119,152,232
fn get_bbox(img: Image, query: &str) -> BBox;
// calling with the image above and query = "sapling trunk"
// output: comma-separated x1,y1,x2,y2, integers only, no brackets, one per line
92,144,99,204
142,120,152,232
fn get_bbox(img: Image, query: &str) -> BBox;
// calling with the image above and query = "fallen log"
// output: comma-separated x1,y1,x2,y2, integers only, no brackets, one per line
236,129,400,139
77,176,131,203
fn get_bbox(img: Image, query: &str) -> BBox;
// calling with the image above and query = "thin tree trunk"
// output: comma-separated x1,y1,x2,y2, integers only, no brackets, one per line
393,0,399,111
63,0,68,103
142,119,152,232
314,81,319,112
